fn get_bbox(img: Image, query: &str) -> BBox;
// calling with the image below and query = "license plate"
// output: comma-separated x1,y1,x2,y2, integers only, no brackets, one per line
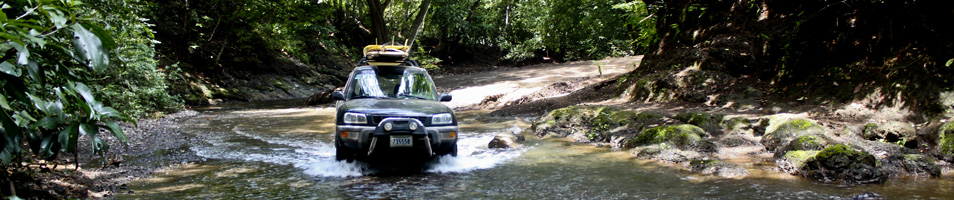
390,135,413,147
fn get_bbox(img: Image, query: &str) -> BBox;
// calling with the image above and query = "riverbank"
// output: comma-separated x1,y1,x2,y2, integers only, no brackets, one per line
435,55,953,183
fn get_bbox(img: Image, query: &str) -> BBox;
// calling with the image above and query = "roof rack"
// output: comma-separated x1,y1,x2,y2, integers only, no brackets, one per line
363,44,410,66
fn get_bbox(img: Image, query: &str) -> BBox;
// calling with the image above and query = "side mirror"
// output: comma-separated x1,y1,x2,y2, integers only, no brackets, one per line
439,93,452,102
331,91,345,100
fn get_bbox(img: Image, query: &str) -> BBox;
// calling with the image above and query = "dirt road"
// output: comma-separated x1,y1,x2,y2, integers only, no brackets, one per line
433,56,641,110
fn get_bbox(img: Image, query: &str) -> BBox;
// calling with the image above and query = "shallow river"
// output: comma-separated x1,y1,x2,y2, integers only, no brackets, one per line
118,101,953,199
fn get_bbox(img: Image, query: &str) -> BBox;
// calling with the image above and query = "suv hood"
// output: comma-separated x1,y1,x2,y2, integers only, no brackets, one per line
339,99,452,116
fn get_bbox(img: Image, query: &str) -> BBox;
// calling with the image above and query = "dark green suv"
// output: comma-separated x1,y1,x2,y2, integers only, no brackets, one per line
332,60,458,162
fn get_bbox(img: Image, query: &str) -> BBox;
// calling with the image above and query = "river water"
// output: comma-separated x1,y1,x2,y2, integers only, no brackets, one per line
118,101,953,199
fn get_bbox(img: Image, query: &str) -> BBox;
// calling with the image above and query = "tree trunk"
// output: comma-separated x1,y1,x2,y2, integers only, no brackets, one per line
406,0,432,48
367,0,390,44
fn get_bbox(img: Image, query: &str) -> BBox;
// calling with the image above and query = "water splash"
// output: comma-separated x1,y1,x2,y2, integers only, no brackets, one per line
426,133,527,173
188,108,527,178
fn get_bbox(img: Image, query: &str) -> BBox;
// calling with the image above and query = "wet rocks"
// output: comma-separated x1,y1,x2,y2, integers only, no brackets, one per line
688,158,750,177
937,120,954,161
626,124,715,152
673,112,725,135
780,144,886,184
488,131,526,149
899,154,941,177
861,121,917,148
632,143,702,163
306,87,340,106
531,106,667,142
759,117,829,156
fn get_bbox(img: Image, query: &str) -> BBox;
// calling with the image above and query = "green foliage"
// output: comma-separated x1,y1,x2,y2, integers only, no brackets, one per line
1,0,131,165
417,0,645,61
587,107,615,140
940,121,954,157
84,0,183,118
411,47,442,71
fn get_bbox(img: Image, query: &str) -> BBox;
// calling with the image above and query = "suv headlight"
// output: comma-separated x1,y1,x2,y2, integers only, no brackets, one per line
432,113,453,125
343,112,367,124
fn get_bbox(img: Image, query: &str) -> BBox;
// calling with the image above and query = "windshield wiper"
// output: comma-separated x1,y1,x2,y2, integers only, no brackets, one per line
399,95,429,100
352,95,389,99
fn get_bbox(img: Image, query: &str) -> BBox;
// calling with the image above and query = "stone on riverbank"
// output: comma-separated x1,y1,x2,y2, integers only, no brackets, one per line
688,158,750,177
938,120,954,161
861,121,917,148
632,143,702,163
898,154,942,177
779,144,886,184
531,106,666,142
759,117,829,156
626,124,715,152
673,112,725,135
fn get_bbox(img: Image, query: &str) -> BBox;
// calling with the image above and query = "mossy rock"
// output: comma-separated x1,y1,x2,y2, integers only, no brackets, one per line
606,110,664,131
689,158,750,177
533,106,595,137
862,121,918,148
535,106,652,140
780,150,820,174
760,118,827,156
545,106,589,127
723,117,752,132
631,143,702,163
629,73,676,103
627,124,715,152
673,112,725,135
796,144,886,184
901,154,941,177
938,120,954,160
785,135,830,152
719,134,758,147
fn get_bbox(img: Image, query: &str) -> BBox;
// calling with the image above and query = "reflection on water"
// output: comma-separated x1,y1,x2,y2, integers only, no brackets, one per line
119,100,954,199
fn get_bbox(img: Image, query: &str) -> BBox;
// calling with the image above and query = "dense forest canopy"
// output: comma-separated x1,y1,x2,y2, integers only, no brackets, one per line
2,0,953,173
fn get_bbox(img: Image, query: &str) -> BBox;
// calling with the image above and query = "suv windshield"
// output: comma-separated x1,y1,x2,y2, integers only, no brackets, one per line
347,67,438,100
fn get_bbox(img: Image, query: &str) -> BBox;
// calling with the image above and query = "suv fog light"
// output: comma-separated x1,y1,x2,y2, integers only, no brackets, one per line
441,131,456,139
384,122,393,131
409,122,418,130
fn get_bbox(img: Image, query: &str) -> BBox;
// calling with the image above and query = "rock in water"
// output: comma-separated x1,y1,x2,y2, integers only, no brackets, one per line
489,132,525,149
306,87,339,106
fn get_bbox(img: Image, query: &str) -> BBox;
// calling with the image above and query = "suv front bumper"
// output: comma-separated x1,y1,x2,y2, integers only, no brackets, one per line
336,118,458,158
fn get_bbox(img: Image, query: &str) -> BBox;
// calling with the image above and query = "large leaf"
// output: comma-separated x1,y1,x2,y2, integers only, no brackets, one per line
80,123,106,155
0,61,20,77
103,121,127,144
1,110,21,140
25,60,43,86
10,41,29,65
58,123,79,153
82,22,116,50
39,134,58,158
35,117,63,130
0,94,10,110
68,82,96,105
71,23,109,73
1,110,22,164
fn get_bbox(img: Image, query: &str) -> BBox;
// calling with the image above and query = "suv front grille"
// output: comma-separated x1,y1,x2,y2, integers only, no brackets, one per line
371,116,430,126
